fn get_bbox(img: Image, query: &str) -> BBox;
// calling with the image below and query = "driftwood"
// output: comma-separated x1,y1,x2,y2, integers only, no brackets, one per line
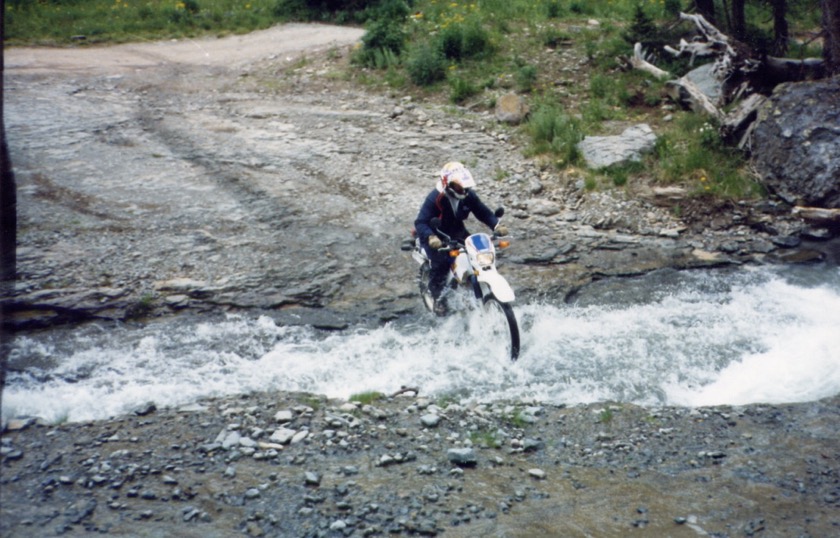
629,42,671,79
630,12,825,149
664,12,825,102
630,42,722,118
721,93,767,149
792,206,840,226
389,386,419,398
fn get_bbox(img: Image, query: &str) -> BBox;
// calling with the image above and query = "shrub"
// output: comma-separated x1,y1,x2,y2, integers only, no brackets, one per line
354,17,406,67
461,19,493,59
516,64,538,93
528,104,582,165
545,0,565,19
437,19,492,62
406,42,446,86
439,24,465,60
363,18,406,54
449,77,479,103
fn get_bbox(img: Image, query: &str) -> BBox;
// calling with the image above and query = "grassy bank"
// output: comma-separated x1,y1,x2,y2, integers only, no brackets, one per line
5,0,822,202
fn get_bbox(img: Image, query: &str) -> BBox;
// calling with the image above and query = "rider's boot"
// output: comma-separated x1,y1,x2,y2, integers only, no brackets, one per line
433,295,449,317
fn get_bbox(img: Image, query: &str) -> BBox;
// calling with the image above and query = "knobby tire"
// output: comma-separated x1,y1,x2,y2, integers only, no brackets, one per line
485,296,520,361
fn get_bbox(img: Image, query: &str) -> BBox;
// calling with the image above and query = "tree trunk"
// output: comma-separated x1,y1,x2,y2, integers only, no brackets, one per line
730,0,746,41
770,0,789,56
1,5,17,402
695,0,716,25
823,0,840,76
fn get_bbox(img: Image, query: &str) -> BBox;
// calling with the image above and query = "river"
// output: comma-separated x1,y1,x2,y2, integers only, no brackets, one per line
5,264,839,424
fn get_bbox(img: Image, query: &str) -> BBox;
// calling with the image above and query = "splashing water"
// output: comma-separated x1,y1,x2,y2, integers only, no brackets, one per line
4,265,839,423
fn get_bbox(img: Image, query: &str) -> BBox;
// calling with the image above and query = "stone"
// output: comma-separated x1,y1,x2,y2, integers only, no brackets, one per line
528,199,562,216
447,448,477,466
420,414,441,428
577,124,657,169
290,430,309,444
752,78,840,208
495,93,530,125
304,471,321,486
133,402,157,416
683,63,722,104
528,468,546,479
274,409,294,423
221,431,241,450
269,428,297,445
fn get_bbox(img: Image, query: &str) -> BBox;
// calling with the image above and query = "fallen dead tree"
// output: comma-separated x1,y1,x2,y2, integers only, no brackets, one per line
628,12,826,148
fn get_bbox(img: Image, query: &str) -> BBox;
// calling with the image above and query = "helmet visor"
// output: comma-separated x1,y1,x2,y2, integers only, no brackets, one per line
448,181,468,195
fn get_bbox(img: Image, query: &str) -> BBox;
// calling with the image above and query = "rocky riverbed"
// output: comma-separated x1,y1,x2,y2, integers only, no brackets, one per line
3,25,837,330
3,24,839,538
2,391,839,537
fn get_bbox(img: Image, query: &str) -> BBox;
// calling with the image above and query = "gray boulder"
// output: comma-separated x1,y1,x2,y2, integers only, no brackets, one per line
751,77,840,208
577,124,657,169
495,93,530,125
684,63,722,104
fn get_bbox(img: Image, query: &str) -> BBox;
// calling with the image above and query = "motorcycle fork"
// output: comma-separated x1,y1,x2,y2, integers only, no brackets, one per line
469,274,483,300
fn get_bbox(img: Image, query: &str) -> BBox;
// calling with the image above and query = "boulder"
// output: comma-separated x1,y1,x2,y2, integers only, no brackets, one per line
577,124,657,169
751,77,840,209
684,63,722,104
495,93,530,125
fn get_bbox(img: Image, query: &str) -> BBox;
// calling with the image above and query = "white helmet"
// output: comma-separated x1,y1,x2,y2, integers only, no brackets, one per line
436,161,476,199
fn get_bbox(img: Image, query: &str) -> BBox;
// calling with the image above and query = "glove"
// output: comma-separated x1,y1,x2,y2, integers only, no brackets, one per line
428,235,442,249
494,224,509,236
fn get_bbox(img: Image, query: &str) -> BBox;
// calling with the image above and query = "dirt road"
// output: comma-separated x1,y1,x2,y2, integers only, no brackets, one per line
5,24,366,73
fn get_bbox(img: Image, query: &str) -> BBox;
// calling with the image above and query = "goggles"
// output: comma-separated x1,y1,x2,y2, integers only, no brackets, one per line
447,181,468,195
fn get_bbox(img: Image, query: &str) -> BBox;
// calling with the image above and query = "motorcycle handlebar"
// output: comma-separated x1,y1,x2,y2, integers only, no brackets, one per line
434,234,511,252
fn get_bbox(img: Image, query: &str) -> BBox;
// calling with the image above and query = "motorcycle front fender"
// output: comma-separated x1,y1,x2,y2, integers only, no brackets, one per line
477,270,515,303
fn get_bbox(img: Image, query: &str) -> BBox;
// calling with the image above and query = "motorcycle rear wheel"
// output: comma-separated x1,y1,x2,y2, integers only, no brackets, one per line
483,296,520,361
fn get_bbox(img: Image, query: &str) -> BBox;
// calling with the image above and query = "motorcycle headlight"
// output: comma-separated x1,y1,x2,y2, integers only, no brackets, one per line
476,252,495,267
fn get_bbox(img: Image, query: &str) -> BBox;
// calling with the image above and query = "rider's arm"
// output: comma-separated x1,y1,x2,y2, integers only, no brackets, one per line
413,191,439,243
466,191,499,231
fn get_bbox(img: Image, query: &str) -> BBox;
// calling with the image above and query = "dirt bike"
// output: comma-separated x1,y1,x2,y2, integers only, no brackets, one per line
401,209,521,361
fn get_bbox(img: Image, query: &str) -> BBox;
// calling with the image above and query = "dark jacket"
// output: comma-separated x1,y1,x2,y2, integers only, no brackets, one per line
414,189,498,246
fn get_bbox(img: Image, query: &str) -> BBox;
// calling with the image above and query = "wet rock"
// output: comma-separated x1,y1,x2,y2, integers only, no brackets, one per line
447,448,477,467
133,402,157,416
420,414,441,428
269,428,296,444
304,471,321,486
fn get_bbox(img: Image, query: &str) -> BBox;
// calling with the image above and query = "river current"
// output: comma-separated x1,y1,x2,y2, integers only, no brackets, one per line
4,265,839,424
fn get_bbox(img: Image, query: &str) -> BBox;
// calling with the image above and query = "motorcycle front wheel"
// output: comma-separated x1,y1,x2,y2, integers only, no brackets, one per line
483,296,520,361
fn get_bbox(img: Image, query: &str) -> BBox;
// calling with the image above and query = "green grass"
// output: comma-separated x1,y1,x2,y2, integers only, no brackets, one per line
653,114,763,199
469,429,503,448
297,394,324,411
348,391,385,405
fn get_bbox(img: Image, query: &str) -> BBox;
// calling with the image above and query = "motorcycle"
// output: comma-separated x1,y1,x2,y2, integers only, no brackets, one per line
401,209,520,361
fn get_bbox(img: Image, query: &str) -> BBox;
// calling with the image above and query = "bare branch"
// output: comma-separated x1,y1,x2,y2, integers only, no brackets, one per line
389,386,419,398
630,43,671,80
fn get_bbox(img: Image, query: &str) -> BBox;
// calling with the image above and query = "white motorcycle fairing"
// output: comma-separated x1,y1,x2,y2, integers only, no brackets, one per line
477,269,515,303
462,233,515,303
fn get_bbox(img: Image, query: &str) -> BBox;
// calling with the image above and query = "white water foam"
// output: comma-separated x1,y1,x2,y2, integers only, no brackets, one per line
4,266,839,423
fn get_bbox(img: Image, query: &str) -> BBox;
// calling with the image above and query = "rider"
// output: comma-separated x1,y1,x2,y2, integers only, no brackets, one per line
414,162,508,315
